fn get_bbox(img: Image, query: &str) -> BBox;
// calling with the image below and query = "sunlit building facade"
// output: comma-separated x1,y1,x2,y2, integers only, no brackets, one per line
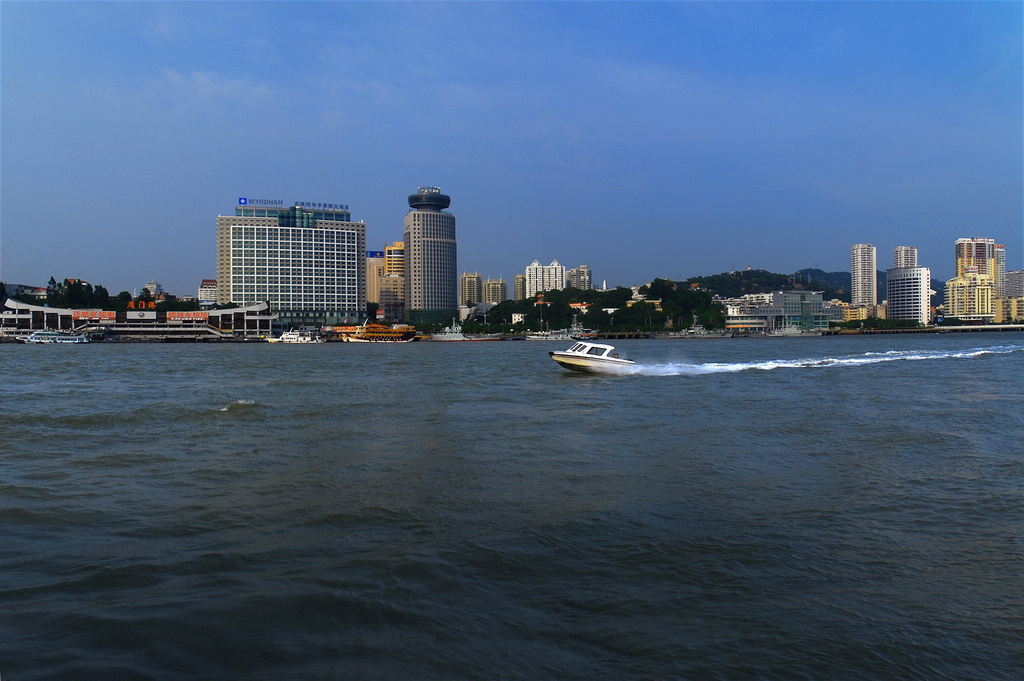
525,259,566,298
886,247,931,326
460,272,482,307
851,243,877,307
513,274,526,301
216,201,366,327
945,270,994,322
483,278,508,304
404,187,457,326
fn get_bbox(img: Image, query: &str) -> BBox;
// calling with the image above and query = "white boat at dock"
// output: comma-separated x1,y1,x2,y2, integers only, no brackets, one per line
20,330,90,344
267,330,325,344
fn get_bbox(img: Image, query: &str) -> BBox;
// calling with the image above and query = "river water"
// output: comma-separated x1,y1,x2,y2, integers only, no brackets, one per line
2,333,1022,680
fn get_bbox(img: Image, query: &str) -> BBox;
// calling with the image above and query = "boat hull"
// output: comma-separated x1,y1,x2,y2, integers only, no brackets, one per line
21,332,90,344
549,351,635,373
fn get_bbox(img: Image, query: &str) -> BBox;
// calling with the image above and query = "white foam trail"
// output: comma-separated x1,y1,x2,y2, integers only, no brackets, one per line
218,399,256,412
629,344,1023,376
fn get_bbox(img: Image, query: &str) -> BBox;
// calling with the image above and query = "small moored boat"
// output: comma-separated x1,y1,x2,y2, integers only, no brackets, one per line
549,341,635,373
431,318,502,341
267,330,324,344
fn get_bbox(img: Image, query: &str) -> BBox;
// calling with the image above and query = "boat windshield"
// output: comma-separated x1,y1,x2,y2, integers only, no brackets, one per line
569,343,586,352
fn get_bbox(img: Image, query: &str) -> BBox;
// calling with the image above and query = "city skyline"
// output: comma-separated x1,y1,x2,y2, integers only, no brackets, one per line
2,2,1021,295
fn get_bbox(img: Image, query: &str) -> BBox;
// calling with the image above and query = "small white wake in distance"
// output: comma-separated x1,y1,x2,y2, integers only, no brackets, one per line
218,399,256,412
626,344,1023,377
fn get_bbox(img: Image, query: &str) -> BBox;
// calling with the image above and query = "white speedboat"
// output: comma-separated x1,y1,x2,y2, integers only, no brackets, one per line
267,330,324,344
21,330,90,344
549,342,635,373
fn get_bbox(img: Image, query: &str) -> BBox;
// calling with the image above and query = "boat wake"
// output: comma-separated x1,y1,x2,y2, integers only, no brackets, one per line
630,344,1024,376
218,399,256,412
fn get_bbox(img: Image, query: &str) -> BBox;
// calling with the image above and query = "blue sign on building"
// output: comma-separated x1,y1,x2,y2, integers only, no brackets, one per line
238,197,248,205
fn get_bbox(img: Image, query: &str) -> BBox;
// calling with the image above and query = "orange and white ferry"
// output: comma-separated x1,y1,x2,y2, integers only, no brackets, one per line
333,322,416,343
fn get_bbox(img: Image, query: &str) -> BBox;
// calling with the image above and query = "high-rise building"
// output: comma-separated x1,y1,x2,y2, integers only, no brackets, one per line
366,250,385,305
994,244,1006,297
568,265,593,290
850,244,877,307
886,247,931,326
1006,270,1024,298
216,202,366,327
945,271,994,322
404,187,457,326
460,272,483,307
482,278,508,304
525,259,566,298
893,246,918,269
513,274,526,301
384,241,405,276
198,279,218,304
377,241,406,323
954,238,996,278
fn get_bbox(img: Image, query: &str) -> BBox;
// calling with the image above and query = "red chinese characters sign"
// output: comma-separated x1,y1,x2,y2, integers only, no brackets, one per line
72,310,116,320
167,311,209,321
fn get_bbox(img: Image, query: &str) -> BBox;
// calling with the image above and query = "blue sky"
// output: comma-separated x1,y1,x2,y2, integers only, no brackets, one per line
2,1,1021,296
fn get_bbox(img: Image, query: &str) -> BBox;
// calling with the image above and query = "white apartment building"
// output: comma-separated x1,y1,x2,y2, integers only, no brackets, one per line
886,266,931,326
893,246,918,269
851,243,877,306
525,259,566,298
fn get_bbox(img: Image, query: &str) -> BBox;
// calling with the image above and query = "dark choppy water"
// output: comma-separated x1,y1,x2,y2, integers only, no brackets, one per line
2,333,1022,680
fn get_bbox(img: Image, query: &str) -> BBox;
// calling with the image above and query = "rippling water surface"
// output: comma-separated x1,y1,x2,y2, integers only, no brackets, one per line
2,333,1022,680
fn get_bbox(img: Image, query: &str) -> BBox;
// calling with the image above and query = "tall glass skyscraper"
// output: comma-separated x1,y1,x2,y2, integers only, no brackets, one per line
404,187,457,326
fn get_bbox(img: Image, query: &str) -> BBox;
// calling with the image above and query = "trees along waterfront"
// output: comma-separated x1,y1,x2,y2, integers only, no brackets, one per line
31,277,206,313
476,278,725,334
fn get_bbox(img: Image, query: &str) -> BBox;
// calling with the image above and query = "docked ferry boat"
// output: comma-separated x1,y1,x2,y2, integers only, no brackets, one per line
21,330,90,344
340,322,416,343
549,341,635,373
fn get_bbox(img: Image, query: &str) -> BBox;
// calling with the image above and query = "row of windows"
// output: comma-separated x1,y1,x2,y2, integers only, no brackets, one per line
230,231,359,241
231,258,357,265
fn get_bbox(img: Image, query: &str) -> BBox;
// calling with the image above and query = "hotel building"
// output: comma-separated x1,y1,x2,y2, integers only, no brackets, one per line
404,187,457,326
850,244,877,307
216,200,366,328
885,246,931,326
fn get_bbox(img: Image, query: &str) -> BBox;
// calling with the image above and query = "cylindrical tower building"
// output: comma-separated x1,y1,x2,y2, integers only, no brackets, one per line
404,187,457,326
